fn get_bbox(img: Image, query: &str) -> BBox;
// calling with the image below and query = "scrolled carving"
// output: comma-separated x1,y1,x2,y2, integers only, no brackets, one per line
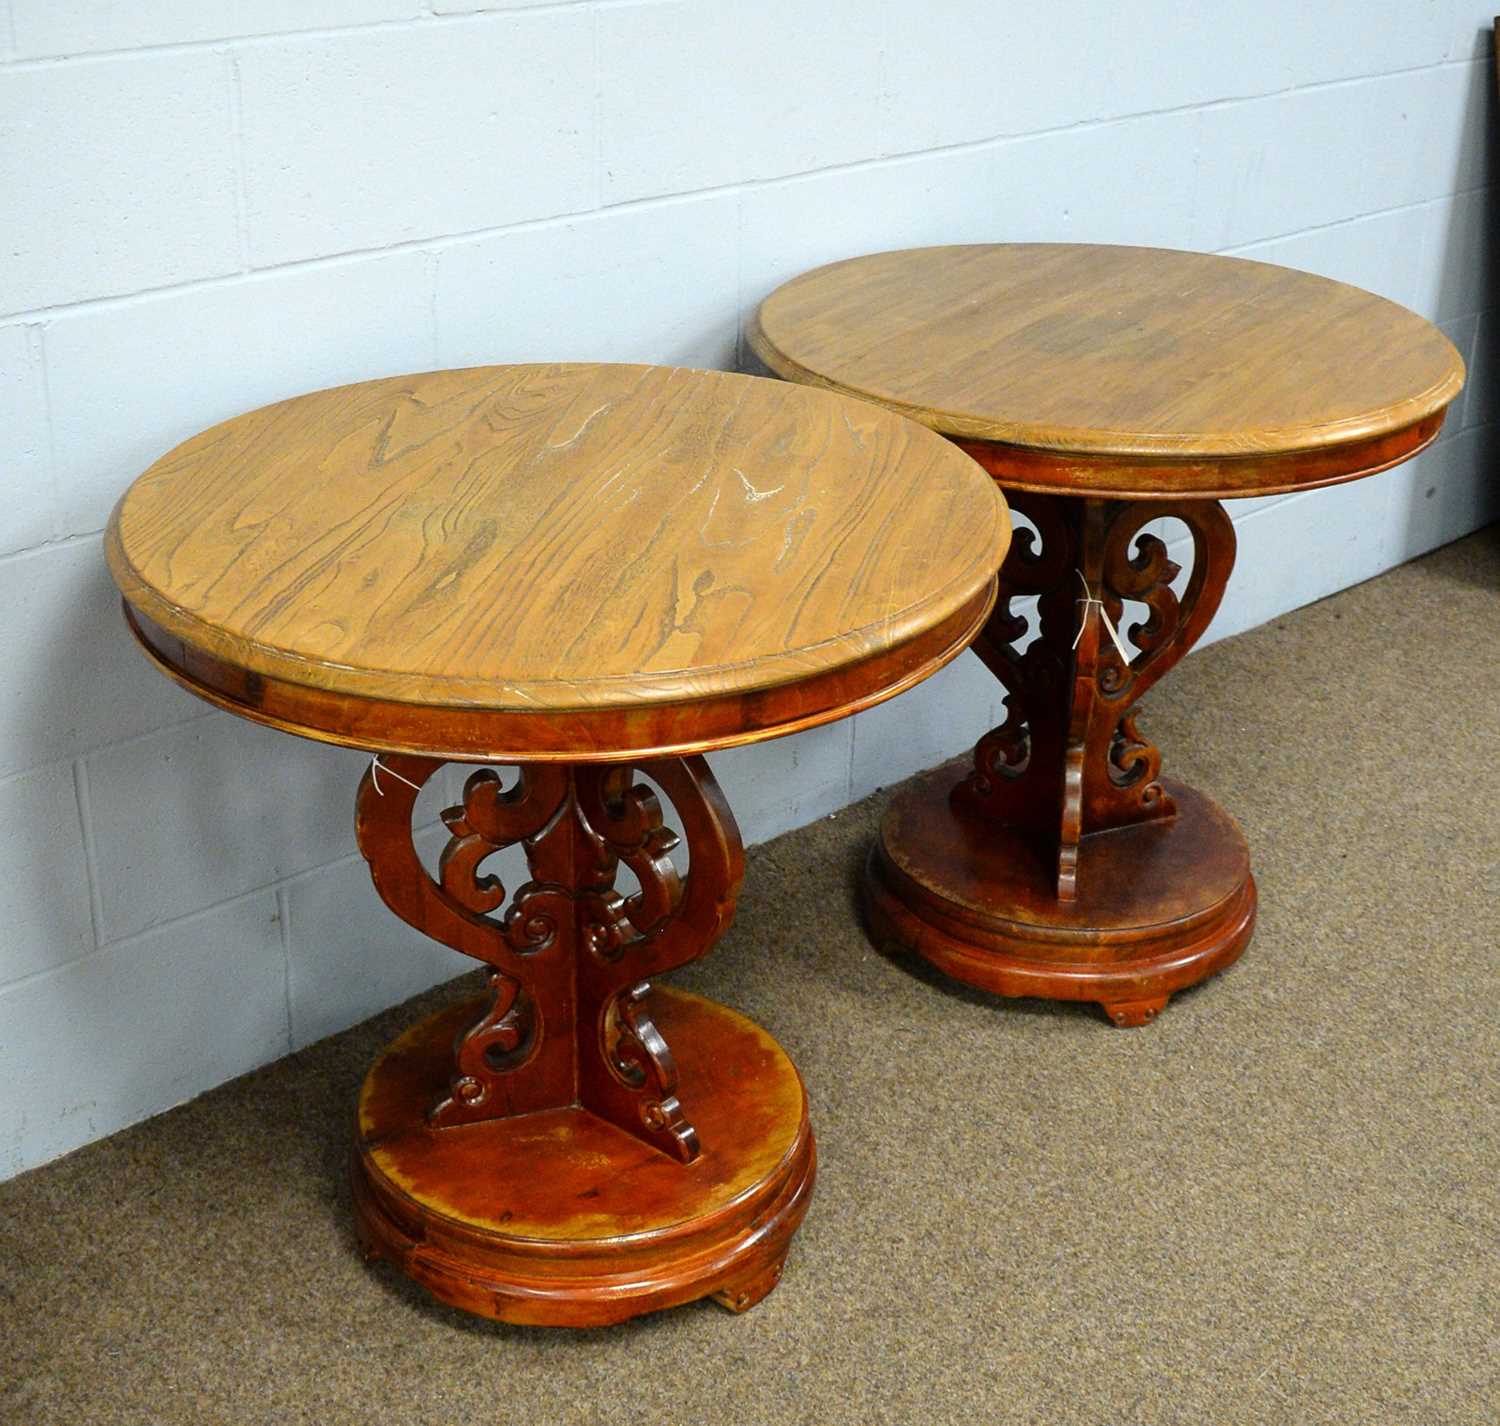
600,981,697,1162
355,752,742,1160
357,759,575,1128
1109,711,1163,800
971,698,1029,785
436,778,512,918
956,494,1237,900
959,491,1076,833
1079,500,1235,839
429,972,540,1126
574,758,741,1163
503,883,571,956
575,767,683,944
1107,527,1179,648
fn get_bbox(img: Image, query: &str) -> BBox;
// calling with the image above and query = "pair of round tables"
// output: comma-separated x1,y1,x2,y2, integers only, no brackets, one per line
106,245,1461,1326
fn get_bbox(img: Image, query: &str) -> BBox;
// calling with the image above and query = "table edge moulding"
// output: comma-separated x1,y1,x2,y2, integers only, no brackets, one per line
748,242,1463,499
748,243,1464,1027
104,361,1011,1326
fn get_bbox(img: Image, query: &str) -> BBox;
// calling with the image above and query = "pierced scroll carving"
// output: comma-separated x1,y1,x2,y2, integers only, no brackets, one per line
434,972,539,1122
355,755,743,1161
957,495,1236,900
961,490,1077,837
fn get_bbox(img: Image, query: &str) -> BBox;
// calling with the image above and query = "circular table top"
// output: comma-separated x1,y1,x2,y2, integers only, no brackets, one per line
749,244,1465,498
107,364,1008,760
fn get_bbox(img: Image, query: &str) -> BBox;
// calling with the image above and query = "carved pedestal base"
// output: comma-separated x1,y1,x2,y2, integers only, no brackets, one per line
865,490,1257,1023
349,753,813,1325
353,988,814,1326
867,770,1256,1026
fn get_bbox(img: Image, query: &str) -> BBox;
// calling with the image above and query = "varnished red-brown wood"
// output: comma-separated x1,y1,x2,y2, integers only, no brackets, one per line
867,771,1256,1026
753,244,1463,1023
120,587,995,763
950,412,1448,500
353,989,814,1326
349,752,813,1323
959,492,1237,900
354,754,742,1155
868,493,1255,1023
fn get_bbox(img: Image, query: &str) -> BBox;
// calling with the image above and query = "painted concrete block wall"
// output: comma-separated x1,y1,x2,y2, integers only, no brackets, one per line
2,1,1496,1178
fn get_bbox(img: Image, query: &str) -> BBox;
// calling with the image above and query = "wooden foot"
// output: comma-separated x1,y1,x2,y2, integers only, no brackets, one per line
866,769,1256,1020
353,989,814,1327
1100,995,1170,1027
711,1254,789,1314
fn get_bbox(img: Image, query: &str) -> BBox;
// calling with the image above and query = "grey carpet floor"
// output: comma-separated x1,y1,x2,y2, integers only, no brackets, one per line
2,527,1497,1426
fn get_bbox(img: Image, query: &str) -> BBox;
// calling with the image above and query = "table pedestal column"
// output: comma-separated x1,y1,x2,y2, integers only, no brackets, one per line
350,754,814,1325
865,493,1257,1025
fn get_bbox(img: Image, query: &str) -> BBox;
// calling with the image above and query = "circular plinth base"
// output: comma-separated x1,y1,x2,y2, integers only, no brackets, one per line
352,988,815,1326
865,769,1257,1025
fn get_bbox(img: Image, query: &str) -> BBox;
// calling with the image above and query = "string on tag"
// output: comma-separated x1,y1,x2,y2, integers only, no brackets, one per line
370,755,424,797
1073,571,1133,663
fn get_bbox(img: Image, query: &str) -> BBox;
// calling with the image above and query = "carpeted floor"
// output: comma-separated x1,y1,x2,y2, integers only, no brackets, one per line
2,527,1497,1426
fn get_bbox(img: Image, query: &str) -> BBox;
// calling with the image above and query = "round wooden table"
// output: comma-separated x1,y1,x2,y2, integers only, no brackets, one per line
105,364,1009,1325
750,244,1464,1026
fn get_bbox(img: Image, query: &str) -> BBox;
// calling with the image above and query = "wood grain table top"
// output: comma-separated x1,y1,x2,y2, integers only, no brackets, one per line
106,364,1008,755
748,244,1465,498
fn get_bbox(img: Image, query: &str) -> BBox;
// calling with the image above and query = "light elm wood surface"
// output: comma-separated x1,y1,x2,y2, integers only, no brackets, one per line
749,244,1464,496
106,364,1009,717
